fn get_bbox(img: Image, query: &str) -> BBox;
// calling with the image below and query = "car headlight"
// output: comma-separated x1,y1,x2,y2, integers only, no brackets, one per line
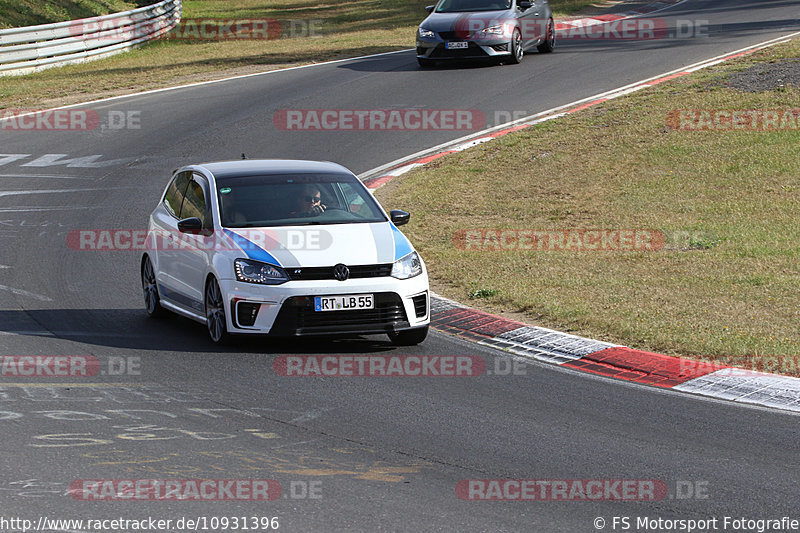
418,27,435,39
391,251,423,280
234,258,289,285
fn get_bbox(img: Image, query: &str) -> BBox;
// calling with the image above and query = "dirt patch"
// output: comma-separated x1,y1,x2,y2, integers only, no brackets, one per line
724,58,800,92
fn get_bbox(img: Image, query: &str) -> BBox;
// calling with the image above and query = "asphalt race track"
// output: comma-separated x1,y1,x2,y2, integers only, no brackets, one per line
0,0,799,530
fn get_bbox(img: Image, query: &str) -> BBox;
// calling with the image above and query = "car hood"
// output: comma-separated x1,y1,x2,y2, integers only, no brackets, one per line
223,221,414,268
421,10,513,33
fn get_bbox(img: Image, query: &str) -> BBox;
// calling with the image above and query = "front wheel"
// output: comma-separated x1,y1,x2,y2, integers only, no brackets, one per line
508,29,523,64
141,255,165,318
388,325,429,346
205,277,230,344
537,18,555,53
418,57,434,68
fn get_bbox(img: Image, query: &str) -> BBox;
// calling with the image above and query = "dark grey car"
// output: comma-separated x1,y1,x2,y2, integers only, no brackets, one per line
416,0,554,67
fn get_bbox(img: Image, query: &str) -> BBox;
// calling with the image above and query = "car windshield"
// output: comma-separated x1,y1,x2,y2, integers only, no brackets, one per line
215,172,388,228
435,0,512,13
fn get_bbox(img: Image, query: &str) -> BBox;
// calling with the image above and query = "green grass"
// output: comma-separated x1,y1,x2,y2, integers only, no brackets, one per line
374,39,800,371
0,0,590,110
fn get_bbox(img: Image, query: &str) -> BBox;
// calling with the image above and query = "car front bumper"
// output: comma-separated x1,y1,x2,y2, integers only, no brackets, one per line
219,274,430,336
416,38,513,60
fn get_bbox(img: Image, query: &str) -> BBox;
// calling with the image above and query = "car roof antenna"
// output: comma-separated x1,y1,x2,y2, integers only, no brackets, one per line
241,153,247,160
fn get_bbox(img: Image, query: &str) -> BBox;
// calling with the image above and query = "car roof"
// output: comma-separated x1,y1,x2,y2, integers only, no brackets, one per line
194,159,353,179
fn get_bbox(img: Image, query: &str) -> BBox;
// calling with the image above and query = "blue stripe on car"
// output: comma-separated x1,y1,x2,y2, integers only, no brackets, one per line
224,229,282,266
390,223,414,261
369,223,394,264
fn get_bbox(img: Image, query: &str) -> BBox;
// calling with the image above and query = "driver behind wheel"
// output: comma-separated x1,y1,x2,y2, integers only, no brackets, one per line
289,184,327,217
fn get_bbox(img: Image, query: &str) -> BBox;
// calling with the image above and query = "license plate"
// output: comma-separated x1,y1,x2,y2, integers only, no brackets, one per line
446,41,468,49
314,294,374,312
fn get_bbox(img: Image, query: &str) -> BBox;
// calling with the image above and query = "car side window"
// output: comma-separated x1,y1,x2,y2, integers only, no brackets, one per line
339,182,367,215
163,171,192,218
180,178,208,226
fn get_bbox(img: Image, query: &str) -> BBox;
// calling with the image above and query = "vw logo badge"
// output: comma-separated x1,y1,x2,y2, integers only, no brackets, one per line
333,263,350,281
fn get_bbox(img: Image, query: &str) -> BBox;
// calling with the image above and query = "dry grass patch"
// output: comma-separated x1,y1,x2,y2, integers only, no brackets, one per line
375,39,800,371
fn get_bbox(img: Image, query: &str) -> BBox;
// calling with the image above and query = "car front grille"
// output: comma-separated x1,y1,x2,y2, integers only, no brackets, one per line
437,31,462,40
286,264,393,281
270,292,409,336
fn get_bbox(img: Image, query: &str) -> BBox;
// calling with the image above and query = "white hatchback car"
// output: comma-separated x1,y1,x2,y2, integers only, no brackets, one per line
141,160,430,345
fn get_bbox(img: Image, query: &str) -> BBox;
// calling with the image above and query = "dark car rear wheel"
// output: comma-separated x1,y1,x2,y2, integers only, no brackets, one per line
537,17,555,53
508,29,523,64
388,325,429,346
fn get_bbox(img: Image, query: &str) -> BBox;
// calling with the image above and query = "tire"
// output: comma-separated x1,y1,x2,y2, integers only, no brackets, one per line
418,57,434,68
388,325,429,346
508,29,523,64
537,18,555,53
205,276,230,344
141,255,165,318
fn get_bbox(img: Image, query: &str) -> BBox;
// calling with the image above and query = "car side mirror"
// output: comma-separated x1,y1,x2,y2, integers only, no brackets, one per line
390,210,410,226
177,217,203,233
425,4,435,13
518,0,533,9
